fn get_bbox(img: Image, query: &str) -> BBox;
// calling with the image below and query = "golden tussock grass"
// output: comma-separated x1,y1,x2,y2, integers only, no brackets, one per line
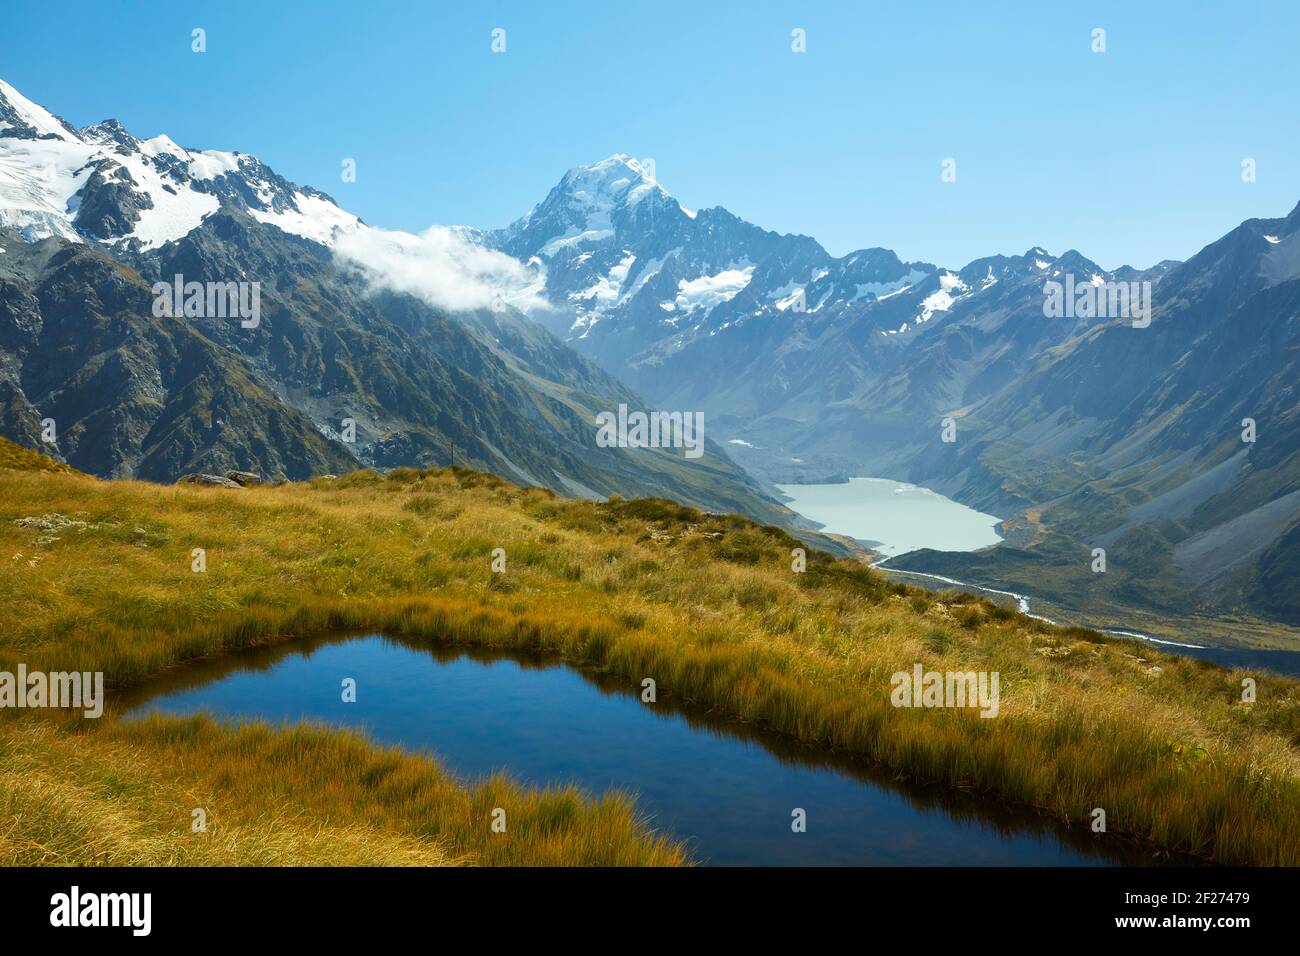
0,462,1297,865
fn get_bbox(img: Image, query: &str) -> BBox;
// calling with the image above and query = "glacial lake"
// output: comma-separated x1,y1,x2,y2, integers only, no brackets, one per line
776,477,1002,555
123,633,1171,867
775,481,1300,677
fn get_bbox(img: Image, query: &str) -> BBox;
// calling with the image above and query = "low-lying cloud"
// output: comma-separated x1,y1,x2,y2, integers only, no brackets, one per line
333,225,548,313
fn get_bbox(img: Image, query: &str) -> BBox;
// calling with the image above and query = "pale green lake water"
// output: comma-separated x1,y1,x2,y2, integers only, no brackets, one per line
776,477,1002,556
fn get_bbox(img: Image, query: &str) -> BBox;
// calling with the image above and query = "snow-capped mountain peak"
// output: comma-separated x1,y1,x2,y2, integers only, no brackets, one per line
484,153,950,365
0,78,80,142
0,78,361,250
560,153,663,207
497,153,689,262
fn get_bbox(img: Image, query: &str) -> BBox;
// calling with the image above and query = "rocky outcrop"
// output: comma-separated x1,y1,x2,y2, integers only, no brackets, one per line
177,474,243,489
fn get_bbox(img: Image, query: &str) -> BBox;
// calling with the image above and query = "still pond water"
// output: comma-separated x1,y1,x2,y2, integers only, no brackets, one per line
125,634,1170,867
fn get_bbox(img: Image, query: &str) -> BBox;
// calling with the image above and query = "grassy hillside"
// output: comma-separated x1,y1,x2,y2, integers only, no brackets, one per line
0,436,79,475
0,715,682,866
0,461,1297,865
891,521,1300,651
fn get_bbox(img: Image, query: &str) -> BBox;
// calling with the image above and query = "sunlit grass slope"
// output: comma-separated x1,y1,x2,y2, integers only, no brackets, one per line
0,716,683,866
0,442,1297,865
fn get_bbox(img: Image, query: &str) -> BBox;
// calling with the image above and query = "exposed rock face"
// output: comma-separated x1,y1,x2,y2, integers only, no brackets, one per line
224,470,262,486
0,229,360,482
73,161,152,241
177,474,243,488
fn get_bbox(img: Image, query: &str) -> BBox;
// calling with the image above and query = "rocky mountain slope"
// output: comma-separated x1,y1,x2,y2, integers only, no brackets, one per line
891,205,1300,628
0,80,791,524
489,155,1300,629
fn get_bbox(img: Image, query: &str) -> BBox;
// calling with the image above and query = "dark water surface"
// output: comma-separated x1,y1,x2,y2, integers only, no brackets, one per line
1143,641,1300,678
124,633,1179,866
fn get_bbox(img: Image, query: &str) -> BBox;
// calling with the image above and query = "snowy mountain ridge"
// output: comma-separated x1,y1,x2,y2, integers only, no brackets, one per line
0,78,361,250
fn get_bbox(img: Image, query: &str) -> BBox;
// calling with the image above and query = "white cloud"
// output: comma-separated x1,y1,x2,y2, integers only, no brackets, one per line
675,266,754,313
333,224,548,313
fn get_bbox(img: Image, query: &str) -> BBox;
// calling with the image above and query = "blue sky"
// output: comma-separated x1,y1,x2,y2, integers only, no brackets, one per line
5,1,1298,268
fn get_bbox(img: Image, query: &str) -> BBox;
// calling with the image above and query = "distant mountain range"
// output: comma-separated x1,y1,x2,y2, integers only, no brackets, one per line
3,79,1297,632
0,79,792,526
477,155,1300,633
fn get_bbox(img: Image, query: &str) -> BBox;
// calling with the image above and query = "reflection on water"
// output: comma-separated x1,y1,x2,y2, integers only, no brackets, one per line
123,633,1187,867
